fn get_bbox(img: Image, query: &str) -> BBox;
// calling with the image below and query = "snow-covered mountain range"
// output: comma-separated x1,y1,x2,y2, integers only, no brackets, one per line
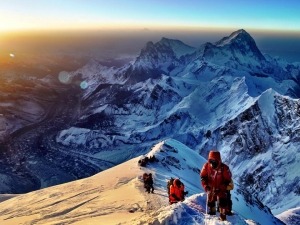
0,29,299,224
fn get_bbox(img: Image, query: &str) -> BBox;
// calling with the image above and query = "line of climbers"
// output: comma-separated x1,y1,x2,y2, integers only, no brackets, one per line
142,174,189,204
139,150,233,221
138,155,158,167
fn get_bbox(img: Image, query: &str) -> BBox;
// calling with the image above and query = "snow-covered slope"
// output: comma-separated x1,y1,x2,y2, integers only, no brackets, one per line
0,139,283,225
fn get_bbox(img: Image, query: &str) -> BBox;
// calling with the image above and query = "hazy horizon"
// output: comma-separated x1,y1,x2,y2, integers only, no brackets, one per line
1,28,300,65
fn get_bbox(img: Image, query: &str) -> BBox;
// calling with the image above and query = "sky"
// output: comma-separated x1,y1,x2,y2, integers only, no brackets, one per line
0,0,300,32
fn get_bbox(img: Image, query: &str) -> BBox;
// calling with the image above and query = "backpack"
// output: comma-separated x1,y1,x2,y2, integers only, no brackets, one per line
167,178,174,195
227,178,234,190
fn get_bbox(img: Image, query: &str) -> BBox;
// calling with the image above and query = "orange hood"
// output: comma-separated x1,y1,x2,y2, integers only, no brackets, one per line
208,150,222,163
173,178,181,186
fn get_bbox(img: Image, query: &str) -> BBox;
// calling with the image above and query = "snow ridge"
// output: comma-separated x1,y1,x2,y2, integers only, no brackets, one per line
0,139,284,225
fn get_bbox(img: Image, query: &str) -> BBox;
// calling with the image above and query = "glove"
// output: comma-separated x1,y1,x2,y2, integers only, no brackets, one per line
184,191,189,196
205,186,211,193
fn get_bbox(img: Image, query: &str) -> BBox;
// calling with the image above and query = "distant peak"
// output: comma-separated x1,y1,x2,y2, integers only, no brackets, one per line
158,37,185,45
158,37,195,50
229,29,251,39
137,37,195,60
146,41,154,48
233,29,247,35
160,37,170,42
210,29,266,61
215,29,252,46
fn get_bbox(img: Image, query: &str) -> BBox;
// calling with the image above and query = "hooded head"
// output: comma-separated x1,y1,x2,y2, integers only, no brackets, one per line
208,150,222,169
174,179,181,187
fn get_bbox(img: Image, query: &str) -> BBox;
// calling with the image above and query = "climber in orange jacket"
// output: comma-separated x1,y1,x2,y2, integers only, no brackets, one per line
169,178,185,204
200,150,232,221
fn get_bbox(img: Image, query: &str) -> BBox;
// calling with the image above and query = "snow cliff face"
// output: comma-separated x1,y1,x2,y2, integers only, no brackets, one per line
0,29,299,219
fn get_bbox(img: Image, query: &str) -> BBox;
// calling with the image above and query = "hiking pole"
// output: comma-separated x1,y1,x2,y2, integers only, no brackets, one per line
204,192,208,225
206,192,208,215
204,191,209,225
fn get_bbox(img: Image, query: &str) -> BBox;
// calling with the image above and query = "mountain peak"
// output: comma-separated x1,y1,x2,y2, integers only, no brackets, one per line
136,37,196,66
231,28,248,35
158,37,185,45
213,29,265,62
160,37,172,43
215,29,253,46
229,29,253,41
156,37,196,57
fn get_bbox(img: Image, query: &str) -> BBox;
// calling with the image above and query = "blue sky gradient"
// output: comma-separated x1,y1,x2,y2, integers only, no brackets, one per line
1,0,300,32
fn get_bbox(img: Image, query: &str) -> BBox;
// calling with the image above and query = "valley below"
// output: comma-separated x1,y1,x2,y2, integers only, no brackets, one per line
0,60,113,193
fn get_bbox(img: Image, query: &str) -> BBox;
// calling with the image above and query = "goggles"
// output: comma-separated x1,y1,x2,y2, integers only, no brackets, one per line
209,159,217,164
209,159,218,168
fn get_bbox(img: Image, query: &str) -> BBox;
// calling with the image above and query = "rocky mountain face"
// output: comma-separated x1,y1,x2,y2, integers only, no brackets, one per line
200,90,300,214
0,29,299,216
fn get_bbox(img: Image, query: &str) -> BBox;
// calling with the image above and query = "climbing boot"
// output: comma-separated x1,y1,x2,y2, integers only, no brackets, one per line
208,206,216,215
219,213,226,221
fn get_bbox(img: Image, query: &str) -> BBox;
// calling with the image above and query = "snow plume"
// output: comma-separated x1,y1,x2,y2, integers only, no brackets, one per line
0,139,283,224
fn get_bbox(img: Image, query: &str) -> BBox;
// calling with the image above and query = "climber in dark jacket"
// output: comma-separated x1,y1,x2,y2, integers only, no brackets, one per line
144,173,154,193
